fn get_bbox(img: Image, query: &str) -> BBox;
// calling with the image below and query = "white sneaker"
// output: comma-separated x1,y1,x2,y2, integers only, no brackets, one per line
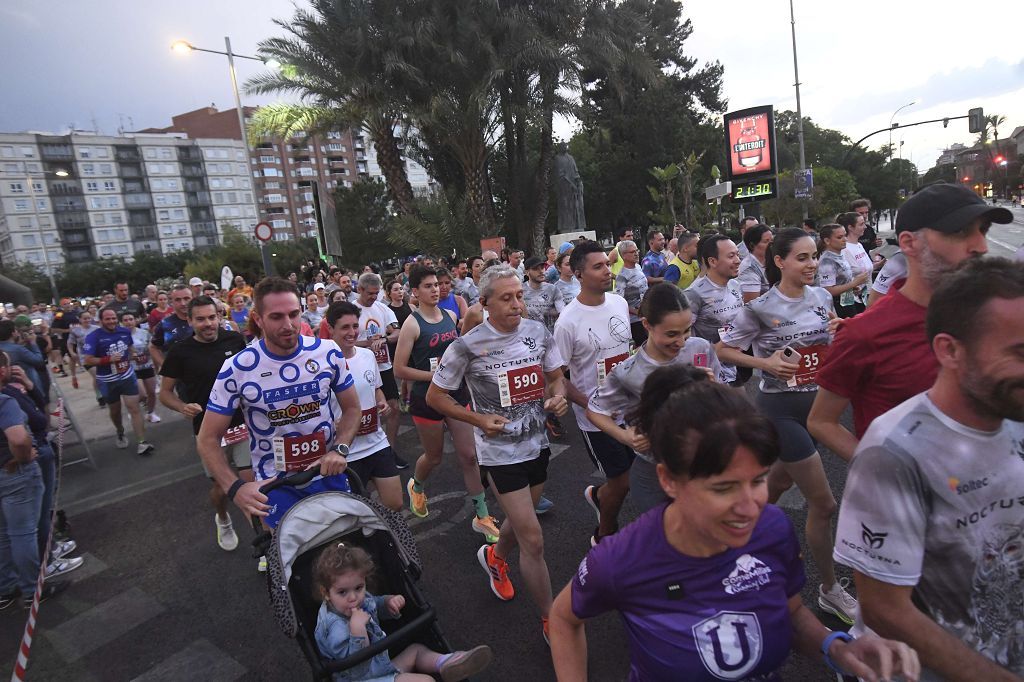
215,514,239,551
115,433,128,449
51,539,77,560
45,556,84,581
137,441,155,456
147,413,162,423
818,578,859,625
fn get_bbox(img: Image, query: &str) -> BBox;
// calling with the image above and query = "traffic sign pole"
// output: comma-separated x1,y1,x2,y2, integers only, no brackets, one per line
254,222,275,277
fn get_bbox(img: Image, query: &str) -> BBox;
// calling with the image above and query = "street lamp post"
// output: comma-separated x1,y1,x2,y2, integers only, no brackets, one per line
788,0,808,219
170,37,278,275
889,101,916,161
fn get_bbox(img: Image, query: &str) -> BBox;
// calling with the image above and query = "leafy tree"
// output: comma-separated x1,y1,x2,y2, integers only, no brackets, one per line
386,194,481,260
647,163,680,225
760,167,858,227
333,178,394,268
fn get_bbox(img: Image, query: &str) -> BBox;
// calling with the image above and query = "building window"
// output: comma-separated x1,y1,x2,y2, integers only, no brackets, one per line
82,164,95,176
31,181,43,193
172,208,186,219
159,148,173,159
157,210,170,220
103,181,116,191
106,197,119,208
85,181,99,192
109,213,123,224
22,234,37,247
0,147,13,158
93,213,106,225
259,156,276,163
79,148,92,159
8,182,24,193
90,197,104,209
100,163,113,174
96,148,109,158
155,194,167,206
144,148,156,159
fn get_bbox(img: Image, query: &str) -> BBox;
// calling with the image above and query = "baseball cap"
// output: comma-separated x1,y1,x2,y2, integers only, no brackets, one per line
313,283,325,291
524,256,545,270
558,242,574,255
188,277,203,286
895,183,1013,234
13,315,32,329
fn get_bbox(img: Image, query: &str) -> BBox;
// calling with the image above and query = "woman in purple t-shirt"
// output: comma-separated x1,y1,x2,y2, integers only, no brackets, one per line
549,366,919,682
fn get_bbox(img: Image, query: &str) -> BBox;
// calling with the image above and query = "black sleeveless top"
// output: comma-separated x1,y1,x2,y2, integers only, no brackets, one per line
409,309,459,398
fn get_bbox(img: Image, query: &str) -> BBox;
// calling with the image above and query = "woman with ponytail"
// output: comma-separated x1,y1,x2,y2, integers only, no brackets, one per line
585,284,721,520
715,227,858,625
550,365,919,682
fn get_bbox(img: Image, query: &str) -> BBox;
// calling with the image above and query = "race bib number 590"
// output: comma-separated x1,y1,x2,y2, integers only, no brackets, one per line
497,365,545,407
273,431,326,472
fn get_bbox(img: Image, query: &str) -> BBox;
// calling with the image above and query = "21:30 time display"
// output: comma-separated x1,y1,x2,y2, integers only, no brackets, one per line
733,182,774,199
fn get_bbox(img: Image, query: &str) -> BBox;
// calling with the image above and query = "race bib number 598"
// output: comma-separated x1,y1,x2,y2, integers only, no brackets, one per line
273,431,326,472
497,365,545,407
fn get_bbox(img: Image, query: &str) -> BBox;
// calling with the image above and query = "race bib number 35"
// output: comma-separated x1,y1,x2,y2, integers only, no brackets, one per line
273,431,327,472
357,407,379,436
497,365,545,407
596,353,628,386
787,344,829,387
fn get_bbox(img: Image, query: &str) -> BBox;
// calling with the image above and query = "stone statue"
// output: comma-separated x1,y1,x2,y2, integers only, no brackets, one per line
554,145,586,233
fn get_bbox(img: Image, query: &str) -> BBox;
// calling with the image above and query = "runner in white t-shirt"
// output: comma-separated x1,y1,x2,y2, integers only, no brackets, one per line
353,272,405,468
325,300,402,511
553,241,634,546
427,264,568,643
868,251,907,306
839,211,880,306
198,278,362,529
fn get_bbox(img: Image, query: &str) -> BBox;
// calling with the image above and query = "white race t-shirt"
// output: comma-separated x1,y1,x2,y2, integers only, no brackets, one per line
343,347,389,462
355,300,399,370
842,241,872,302
553,294,632,431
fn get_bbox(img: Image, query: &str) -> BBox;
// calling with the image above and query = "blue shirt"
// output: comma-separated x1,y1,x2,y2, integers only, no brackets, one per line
151,313,192,352
0,341,45,394
438,293,461,321
641,249,668,279
315,594,399,681
82,326,136,383
0,393,27,467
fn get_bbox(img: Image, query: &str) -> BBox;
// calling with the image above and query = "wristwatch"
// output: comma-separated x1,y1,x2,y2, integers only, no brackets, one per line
331,443,350,457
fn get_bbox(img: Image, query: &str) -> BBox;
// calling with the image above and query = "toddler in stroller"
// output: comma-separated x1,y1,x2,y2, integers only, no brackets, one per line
313,542,492,681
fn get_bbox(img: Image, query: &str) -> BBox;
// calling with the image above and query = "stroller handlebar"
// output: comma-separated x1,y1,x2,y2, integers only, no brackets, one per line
258,466,321,495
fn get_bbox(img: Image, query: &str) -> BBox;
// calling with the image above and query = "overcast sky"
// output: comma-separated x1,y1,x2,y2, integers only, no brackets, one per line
2,0,1022,173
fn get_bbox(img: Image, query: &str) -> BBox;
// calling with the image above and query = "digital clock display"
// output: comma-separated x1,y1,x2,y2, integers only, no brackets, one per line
732,177,777,203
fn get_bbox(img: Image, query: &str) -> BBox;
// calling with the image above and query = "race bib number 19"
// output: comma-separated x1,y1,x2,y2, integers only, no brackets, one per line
273,431,327,472
497,365,544,407
596,353,629,386
787,344,829,387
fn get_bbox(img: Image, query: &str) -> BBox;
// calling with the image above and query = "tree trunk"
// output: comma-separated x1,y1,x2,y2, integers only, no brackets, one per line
528,69,557,257
500,78,524,248
460,137,497,237
366,117,419,218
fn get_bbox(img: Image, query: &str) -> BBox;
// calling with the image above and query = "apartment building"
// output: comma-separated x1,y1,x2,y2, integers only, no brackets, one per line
0,132,254,271
144,106,436,240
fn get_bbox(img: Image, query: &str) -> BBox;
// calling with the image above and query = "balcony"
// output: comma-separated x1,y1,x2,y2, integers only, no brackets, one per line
191,221,217,237
187,193,211,207
115,149,142,162
40,145,73,160
122,181,147,194
184,180,206,192
119,165,143,178
131,225,159,240
53,198,86,212
182,166,204,178
124,194,152,208
65,247,92,263
62,230,89,245
177,147,204,161
128,209,153,226
50,184,82,196
189,208,212,222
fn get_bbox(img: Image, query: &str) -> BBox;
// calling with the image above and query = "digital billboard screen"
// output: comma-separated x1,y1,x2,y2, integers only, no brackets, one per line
724,105,777,180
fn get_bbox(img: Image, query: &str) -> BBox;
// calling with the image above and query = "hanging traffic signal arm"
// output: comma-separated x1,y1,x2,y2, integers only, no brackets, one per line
841,115,970,167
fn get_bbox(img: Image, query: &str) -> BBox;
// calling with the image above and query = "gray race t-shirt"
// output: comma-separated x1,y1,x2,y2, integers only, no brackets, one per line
432,318,563,466
554,277,581,313
684,275,743,383
737,255,769,297
522,281,557,332
614,265,648,323
720,286,834,393
834,393,1024,679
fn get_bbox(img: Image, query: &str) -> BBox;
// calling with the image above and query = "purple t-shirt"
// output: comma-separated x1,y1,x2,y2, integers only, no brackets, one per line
571,503,805,681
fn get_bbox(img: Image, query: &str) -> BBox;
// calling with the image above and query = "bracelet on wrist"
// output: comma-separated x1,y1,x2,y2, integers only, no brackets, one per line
821,630,853,674
226,479,245,501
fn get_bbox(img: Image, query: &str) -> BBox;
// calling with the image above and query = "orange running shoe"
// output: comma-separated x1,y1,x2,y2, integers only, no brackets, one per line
407,479,428,518
476,544,514,601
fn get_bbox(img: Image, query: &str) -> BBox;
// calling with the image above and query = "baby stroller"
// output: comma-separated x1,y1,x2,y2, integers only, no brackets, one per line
260,469,459,680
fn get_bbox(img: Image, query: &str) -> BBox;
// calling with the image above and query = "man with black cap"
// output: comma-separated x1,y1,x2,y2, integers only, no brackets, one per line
523,256,558,333
808,183,1011,461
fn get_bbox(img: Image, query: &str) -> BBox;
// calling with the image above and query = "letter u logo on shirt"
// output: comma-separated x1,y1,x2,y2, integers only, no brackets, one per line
692,611,763,680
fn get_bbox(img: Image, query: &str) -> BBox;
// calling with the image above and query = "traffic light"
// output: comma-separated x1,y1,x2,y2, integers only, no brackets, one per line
968,107,984,133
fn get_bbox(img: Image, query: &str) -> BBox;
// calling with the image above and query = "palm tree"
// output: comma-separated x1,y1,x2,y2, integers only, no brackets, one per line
245,0,421,217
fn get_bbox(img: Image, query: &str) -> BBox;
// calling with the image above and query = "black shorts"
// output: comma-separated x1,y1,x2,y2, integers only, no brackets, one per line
581,429,636,479
755,390,818,462
379,367,400,401
136,367,156,380
481,448,551,495
52,334,67,354
346,446,400,484
409,387,470,424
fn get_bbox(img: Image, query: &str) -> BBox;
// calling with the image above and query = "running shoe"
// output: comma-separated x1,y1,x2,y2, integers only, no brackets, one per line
44,556,84,581
545,414,563,438
257,556,268,572
51,539,77,560
818,578,859,625
398,399,409,414
439,645,494,682
137,441,155,456
542,616,550,646
215,514,239,551
394,455,409,470
20,583,67,610
115,433,128,449
407,479,428,518
583,484,601,523
471,516,500,544
534,495,554,515
97,397,106,408
0,592,16,610
147,413,162,423
476,544,514,601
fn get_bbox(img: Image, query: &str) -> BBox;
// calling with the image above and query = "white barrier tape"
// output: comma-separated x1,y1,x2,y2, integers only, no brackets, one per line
11,398,64,682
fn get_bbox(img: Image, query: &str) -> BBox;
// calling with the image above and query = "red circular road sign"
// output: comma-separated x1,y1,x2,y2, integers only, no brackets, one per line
254,222,273,242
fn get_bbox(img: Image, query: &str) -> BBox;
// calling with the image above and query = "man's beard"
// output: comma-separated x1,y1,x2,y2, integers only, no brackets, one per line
961,358,1024,423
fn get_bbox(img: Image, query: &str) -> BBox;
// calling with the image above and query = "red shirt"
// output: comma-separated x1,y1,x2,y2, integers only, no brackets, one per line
816,282,937,438
147,307,169,329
